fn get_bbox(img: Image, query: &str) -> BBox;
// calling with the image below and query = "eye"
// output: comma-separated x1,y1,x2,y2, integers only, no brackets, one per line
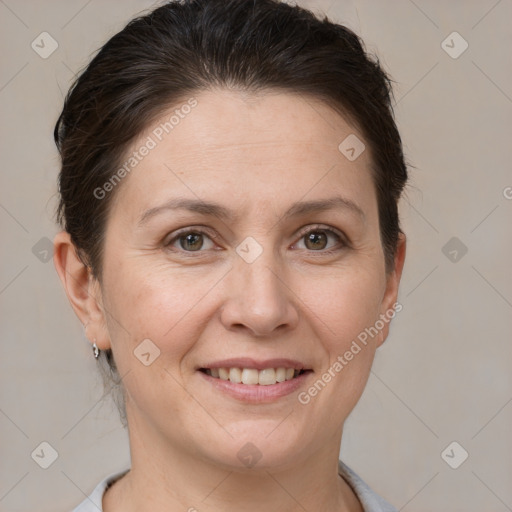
293,224,346,254
164,224,348,256
165,228,217,253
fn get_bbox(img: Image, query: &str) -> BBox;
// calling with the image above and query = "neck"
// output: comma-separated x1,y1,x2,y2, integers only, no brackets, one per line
103,406,363,512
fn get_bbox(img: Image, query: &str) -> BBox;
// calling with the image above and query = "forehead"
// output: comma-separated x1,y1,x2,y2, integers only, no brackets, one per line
157,88,362,153
109,88,376,223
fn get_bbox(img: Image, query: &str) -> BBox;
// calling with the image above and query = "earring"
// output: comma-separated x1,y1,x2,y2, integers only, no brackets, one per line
92,341,100,359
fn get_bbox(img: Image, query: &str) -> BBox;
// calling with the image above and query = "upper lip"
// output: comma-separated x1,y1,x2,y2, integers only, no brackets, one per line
198,358,310,371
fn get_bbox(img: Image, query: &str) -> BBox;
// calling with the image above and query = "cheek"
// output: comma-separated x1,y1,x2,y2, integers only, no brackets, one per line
103,249,385,364
303,264,385,348
102,259,225,366
100,265,210,419
298,267,384,407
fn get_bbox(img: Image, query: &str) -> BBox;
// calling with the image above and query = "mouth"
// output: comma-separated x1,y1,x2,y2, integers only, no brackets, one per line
199,367,311,386
196,358,313,402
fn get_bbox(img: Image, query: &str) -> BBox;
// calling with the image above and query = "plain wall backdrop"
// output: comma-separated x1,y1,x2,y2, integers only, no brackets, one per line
0,0,511,510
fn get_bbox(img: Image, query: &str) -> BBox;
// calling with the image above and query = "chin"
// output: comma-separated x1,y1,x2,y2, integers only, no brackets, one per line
196,422,307,472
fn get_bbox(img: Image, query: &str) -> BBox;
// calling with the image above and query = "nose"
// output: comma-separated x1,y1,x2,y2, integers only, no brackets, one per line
219,252,300,338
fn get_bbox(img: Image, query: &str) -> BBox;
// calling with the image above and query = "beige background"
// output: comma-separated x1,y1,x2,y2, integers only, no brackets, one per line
1,0,511,510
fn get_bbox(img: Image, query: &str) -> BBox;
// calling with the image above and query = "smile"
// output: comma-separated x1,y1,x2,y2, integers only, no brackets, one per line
200,367,309,385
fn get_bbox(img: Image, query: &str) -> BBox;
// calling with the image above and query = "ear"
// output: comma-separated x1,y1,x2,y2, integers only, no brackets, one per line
376,232,406,348
53,231,111,351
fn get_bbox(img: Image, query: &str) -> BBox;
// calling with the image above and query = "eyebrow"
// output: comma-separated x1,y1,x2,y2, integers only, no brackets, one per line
137,196,365,226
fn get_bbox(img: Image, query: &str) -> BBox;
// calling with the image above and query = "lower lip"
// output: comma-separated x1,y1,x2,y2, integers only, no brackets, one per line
198,370,312,403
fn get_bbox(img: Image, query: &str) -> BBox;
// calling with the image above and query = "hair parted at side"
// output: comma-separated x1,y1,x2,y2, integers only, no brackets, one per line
54,0,408,427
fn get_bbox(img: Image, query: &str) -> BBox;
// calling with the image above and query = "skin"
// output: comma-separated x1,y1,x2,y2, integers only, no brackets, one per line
54,88,406,512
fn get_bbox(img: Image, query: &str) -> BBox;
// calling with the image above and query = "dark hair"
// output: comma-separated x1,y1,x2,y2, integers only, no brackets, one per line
54,0,408,425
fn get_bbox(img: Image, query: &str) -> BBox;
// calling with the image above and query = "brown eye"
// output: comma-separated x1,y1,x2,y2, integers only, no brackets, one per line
179,232,205,251
294,225,346,254
304,231,329,250
165,229,216,253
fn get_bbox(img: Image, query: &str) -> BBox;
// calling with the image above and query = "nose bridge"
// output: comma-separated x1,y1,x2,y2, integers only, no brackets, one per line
238,238,284,311
242,246,281,304
221,236,298,336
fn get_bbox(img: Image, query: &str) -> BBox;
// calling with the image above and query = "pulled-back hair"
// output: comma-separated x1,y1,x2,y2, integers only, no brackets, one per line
54,0,408,426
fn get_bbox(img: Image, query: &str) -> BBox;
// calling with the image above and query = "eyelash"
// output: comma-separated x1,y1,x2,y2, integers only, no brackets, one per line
164,224,349,257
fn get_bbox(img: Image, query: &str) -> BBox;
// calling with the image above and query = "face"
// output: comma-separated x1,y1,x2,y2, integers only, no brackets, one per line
91,88,404,471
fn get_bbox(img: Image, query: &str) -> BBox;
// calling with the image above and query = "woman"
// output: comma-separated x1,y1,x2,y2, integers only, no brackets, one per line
53,0,407,510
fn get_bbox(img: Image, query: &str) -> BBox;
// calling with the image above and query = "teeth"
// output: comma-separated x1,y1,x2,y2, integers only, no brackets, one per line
241,368,259,385
258,368,276,386
229,367,242,383
205,366,304,385
276,367,286,382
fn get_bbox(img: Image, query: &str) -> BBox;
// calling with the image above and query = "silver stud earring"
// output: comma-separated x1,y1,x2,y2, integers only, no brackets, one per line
92,341,100,359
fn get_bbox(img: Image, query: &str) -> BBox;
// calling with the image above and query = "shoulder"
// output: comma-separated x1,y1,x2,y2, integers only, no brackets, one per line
338,459,398,512
70,468,130,512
